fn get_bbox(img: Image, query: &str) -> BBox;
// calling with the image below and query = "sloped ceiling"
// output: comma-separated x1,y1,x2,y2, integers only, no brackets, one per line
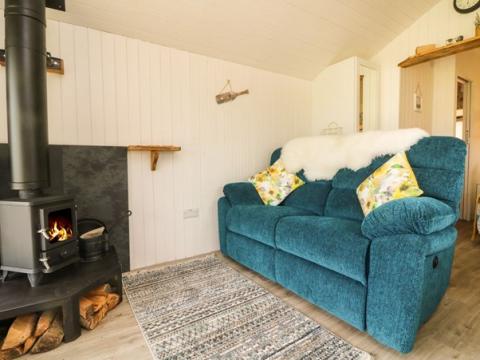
45,0,440,80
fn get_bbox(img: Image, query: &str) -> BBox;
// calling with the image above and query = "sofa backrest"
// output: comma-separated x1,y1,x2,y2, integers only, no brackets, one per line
273,136,466,221
270,148,331,215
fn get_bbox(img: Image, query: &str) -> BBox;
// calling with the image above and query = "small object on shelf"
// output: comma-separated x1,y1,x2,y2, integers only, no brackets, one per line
215,80,249,104
415,44,437,55
446,35,464,45
127,145,181,171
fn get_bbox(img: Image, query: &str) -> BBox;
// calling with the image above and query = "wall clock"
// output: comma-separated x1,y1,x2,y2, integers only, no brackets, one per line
454,0,480,13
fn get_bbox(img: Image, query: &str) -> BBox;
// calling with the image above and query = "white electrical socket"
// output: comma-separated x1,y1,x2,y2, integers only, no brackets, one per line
183,208,199,219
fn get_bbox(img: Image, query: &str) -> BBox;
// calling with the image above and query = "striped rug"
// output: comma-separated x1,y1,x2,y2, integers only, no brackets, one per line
123,255,372,360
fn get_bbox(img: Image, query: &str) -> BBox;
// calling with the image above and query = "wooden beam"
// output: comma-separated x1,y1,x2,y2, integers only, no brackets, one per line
399,36,480,68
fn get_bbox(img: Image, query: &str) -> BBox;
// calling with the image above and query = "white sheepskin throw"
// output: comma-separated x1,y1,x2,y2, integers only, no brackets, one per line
281,128,429,181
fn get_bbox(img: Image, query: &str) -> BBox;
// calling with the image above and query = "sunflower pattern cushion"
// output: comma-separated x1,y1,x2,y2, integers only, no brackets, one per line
249,160,304,206
356,152,423,216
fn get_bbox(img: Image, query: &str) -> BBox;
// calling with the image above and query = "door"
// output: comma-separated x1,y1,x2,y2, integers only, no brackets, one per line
358,65,378,132
455,77,471,220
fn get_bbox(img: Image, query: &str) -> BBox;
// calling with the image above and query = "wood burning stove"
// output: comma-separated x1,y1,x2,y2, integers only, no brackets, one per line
0,0,80,287
0,195,79,286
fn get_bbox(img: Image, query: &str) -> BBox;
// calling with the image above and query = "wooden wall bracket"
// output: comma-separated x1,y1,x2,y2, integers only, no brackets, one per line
0,49,64,74
127,145,181,171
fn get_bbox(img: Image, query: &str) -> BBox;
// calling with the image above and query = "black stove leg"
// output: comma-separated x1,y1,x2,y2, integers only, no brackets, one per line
62,296,81,342
27,273,43,287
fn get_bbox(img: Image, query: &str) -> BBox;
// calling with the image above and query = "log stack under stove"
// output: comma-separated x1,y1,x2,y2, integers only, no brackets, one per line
0,284,120,360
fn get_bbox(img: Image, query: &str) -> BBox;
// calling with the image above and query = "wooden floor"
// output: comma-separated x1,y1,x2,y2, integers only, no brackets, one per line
31,221,480,360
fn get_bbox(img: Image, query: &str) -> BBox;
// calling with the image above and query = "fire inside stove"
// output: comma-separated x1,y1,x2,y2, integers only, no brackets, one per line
48,208,73,242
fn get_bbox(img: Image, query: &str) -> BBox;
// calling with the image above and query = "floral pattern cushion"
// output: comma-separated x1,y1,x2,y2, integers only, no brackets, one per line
249,160,305,206
356,152,423,216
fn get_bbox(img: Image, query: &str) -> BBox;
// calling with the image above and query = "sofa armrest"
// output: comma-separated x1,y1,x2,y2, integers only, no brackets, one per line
218,197,232,255
223,182,262,206
361,197,456,240
366,228,457,352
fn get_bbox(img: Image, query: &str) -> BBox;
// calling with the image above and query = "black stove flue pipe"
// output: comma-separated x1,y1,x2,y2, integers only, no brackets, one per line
5,0,49,199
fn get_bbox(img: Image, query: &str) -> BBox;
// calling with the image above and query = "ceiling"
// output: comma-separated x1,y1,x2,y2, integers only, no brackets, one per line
45,0,440,80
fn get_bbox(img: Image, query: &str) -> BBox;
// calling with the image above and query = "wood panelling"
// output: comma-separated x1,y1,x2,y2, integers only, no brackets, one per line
398,55,457,136
0,18,312,269
399,62,434,132
42,0,439,80
431,56,456,136
371,0,478,130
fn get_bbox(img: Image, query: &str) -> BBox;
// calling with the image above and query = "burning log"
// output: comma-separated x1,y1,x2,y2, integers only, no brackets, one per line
30,313,63,354
1,314,38,350
47,221,73,242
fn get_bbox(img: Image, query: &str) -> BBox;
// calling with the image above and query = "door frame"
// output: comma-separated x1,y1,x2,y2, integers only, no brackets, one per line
457,76,472,220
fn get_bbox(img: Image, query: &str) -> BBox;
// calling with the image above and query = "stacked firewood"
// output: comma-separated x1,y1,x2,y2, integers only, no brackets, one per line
79,284,120,330
0,310,63,360
0,284,120,360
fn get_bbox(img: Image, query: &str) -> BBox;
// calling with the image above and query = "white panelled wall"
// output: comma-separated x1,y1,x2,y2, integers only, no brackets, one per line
0,19,312,269
371,0,477,131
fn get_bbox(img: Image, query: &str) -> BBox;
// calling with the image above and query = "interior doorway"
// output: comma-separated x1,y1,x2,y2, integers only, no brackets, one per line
357,64,378,132
399,48,480,221
455,77,471,220
358,75,364,132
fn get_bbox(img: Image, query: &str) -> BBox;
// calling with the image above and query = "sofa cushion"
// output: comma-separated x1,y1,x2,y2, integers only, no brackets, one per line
276,216,370,285
226,205,313,247
282,180,332,215
249,160,304,206
357,152,423,216
324,188,365,221
223,182,263,206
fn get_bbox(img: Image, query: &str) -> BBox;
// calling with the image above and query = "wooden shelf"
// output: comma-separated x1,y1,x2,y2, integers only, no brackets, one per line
399,35,480,68
127,145,181,171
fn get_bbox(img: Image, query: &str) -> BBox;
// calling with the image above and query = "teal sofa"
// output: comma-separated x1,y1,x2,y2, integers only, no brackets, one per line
217,136,466,353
